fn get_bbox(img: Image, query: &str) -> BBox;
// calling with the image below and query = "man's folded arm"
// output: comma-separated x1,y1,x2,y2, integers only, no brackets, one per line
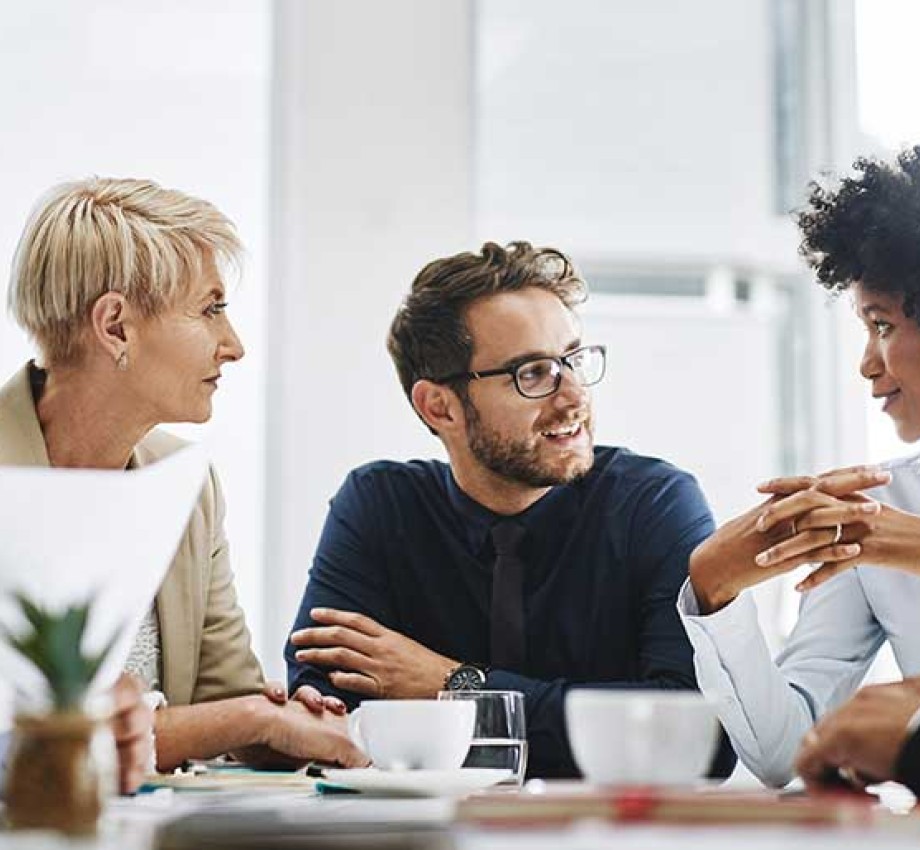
285,471,394,708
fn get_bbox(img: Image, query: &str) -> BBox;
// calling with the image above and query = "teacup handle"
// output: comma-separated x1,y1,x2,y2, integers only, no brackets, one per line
348,707,366,752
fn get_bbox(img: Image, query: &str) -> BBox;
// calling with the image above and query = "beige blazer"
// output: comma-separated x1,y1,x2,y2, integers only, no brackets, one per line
0,364,264,706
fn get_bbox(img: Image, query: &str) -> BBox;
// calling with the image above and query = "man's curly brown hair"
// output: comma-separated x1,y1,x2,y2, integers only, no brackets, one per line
798,145,920,322
387,241,588,405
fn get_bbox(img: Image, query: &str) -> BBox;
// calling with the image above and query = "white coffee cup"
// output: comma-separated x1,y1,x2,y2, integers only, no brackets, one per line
348,700,476,771
565,690,718,785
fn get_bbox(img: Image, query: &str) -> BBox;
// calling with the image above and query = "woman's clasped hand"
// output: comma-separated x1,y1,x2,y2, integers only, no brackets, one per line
754,464,920,591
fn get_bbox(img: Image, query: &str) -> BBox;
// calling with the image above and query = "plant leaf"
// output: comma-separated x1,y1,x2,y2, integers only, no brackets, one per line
0,594,118,711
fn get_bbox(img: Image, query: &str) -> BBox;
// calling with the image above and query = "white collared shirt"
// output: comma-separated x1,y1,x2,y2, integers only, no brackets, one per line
678,453,920,787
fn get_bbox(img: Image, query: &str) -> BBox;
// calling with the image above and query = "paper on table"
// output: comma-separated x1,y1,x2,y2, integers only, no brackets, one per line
0,441,209,710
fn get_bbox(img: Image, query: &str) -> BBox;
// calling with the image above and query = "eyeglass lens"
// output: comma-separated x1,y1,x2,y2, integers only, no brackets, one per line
514,347,605,398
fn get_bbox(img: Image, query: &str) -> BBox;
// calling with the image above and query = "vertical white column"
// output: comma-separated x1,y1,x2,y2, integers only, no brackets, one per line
266,0,473,678
801,0,864,474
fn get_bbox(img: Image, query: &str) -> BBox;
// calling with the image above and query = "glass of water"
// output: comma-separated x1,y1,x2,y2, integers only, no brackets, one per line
437,689,527,786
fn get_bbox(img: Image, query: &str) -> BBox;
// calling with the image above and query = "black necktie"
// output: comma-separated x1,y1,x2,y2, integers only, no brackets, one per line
490,520,527,669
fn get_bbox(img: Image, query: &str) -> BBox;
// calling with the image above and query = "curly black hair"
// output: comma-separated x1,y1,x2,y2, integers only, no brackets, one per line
798,145,920,322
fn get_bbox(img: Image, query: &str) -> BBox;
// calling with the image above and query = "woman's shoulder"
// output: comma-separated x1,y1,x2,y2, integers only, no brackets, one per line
134,431,224,539
133,429,220,512
133,428,191,465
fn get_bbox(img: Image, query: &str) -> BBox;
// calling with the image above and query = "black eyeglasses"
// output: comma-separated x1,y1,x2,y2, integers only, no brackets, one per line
434,344,606,399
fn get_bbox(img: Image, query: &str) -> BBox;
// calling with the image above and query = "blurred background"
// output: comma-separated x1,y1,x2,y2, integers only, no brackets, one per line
0,0,915,723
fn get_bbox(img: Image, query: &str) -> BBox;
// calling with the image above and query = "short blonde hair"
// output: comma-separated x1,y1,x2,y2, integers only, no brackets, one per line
8,177,243,365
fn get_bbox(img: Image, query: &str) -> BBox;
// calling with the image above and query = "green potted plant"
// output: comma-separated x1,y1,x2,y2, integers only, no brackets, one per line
1,593,120,835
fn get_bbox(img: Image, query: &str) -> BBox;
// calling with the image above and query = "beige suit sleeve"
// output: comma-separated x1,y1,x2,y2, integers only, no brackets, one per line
190,465,265,703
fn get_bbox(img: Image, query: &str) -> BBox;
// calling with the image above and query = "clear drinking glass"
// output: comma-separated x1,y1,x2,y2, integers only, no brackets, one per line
437,689,527,786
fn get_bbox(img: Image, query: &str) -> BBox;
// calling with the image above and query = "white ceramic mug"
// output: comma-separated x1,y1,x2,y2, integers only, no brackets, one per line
565,690,718,786
348,699,476,771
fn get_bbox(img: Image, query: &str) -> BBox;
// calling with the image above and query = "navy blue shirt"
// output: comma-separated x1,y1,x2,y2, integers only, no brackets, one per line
287,446,725,777
896,729,920,796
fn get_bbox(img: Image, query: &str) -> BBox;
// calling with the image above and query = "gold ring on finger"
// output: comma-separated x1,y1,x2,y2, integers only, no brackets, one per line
832,524,843,545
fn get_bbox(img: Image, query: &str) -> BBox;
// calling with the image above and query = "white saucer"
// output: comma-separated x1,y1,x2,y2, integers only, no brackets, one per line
321,767,512,797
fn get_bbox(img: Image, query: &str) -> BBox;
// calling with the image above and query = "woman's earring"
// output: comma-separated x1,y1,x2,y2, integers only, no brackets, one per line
116,350,128,371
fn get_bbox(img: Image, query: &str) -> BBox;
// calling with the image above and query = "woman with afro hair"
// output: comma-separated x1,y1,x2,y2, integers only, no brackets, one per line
678,146,920,792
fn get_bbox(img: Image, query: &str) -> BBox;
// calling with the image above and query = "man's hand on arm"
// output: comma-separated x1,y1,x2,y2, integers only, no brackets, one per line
795,678,920,791
262,680,347,716
290,608,458,699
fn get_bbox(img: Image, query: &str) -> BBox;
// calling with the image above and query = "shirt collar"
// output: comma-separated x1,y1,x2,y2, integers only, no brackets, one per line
445,468,581,555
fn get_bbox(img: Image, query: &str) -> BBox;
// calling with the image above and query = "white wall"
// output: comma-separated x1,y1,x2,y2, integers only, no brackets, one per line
0,0,270,656
265,0,473,678
584,298,783,521
476,0,797,270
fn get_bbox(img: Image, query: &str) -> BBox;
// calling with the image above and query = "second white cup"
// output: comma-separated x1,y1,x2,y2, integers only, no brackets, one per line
348,699,476,771
565,689,718,785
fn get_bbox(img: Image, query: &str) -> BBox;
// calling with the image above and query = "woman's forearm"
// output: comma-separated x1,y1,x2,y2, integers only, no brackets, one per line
153,695,266,771
152,694,366,772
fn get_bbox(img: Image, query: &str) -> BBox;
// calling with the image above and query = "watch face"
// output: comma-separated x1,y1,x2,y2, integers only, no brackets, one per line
449,665,486,690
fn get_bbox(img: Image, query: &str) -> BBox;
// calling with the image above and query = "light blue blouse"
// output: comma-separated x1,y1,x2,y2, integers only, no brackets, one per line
679,453,920,786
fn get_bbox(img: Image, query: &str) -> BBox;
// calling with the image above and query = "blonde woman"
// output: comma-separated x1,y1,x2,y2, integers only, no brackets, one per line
2,178,364,771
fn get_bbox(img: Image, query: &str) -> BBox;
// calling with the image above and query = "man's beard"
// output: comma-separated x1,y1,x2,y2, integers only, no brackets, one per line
463,397,595,487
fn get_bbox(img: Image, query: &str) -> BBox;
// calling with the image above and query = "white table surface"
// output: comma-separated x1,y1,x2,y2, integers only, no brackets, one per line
0,782,917,850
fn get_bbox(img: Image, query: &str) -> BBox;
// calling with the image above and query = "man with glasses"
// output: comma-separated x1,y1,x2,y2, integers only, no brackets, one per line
285,241,733,778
